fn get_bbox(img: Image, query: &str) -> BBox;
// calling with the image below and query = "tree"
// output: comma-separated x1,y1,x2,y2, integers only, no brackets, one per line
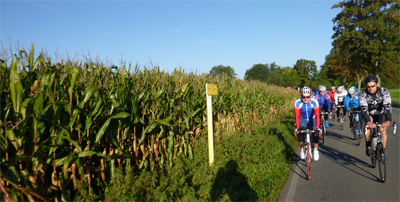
209,65,237,77
244,64,269,82
331,0,400,86
293,59,318,88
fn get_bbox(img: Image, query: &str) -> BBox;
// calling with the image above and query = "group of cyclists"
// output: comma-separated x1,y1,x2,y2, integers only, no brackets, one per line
293,75,393,162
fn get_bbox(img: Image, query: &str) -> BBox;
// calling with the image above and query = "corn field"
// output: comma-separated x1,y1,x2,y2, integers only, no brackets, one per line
0,45,297,201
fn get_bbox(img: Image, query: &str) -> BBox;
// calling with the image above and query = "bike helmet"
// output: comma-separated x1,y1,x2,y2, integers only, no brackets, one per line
364,75,378,84
300,86,312,96
331,86,336,89
349,86,357,94
319,85,327,92
338,86,344,92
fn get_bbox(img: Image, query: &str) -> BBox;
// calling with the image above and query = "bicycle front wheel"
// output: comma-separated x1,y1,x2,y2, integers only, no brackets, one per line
320,122,325,145
377,142,386,182
355,123,361,146
340,113,344,130
306,143,311,181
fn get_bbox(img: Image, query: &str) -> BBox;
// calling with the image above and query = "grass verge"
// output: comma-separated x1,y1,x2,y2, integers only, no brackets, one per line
100,113,297,201
389,88,400,108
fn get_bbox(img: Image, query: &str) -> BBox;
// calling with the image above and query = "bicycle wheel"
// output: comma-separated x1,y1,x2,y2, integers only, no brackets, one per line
320,122,325,145
377,142,386,182
371,150,376,168
339,113,344,130
306,142,311,181
355,123,361,146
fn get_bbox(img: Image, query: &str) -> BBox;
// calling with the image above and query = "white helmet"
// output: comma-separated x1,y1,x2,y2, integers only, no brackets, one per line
319,85,327,92
301,86,312,96
331,86,336,89
349,86,357,94
338,86,344,92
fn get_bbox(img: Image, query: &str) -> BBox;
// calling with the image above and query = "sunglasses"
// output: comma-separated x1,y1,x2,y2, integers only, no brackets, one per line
367,85,376,88
302,96,311,99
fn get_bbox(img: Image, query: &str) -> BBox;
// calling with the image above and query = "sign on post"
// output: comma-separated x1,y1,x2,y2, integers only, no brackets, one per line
206,84,217,166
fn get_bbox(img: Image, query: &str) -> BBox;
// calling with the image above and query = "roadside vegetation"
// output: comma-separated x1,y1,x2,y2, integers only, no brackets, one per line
389,89,400,108
0,45,298,201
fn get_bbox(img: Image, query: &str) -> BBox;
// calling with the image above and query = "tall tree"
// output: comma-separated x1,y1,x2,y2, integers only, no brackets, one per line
244,64,269,82
293,59,318,88
209,65,237,77
331,0,400,86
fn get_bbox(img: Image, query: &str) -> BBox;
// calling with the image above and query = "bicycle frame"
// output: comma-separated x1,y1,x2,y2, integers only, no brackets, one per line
366,123,386,182
319,111,329,145
297,128,315,181
336,105,345,130
351,110,362,145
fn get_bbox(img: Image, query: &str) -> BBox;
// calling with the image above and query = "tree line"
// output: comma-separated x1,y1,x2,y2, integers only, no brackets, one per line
210,0,399,90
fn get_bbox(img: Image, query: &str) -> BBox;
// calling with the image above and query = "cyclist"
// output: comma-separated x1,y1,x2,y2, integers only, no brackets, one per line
329,86,337,117
359,76,392,157
313,85,331,128
344,86,360,128
334,85,348,122
294,86,322,161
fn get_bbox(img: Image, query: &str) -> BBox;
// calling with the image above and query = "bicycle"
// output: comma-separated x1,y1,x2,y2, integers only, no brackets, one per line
319,110,330,145
330,103,336,120
350,109,363,146
366,123,386,182
295,128,316,181
336,105,345,130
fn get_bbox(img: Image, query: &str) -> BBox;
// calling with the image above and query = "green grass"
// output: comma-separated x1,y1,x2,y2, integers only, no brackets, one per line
389,88,400,108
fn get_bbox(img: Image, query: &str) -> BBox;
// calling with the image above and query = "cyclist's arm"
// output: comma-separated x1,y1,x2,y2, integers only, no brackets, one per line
334,93,338,105
382,88,392,128
312,99,321,129
294,107,300,129
326,95,332,111
344,95,351,111
359,91,370,124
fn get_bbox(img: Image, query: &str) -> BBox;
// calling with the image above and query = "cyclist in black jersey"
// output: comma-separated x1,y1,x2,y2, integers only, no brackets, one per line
359,75,392,157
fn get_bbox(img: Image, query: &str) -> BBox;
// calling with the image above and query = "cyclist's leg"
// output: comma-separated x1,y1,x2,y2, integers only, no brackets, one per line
299,116,308,150
312,117,319,150
377,114,387,148
365,115,375,156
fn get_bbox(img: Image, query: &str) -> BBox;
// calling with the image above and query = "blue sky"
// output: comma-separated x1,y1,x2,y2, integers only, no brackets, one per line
1,0,341,79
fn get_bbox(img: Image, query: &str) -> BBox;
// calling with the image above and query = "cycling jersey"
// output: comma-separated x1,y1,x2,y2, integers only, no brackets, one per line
329,90,337,101
313,91,332,111
344,92,360,111
334,90,348,105
294,98,321,129
359,87,392,123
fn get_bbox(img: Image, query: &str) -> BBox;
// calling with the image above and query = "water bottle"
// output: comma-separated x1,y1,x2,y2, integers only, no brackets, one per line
372,137,377,151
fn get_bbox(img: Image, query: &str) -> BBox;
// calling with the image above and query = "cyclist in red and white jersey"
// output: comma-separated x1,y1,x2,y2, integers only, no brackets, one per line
329,86,337,117
294,86,322,161
334,86,348,122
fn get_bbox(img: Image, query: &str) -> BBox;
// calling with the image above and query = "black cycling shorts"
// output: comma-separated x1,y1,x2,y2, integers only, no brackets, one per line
370,114,385,124
298,132,319,144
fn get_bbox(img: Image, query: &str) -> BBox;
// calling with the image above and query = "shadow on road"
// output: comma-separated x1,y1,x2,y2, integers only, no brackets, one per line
324,129,356,146
319,145,381,182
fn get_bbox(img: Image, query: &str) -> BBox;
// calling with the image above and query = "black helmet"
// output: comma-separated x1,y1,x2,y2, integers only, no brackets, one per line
364,75,378,85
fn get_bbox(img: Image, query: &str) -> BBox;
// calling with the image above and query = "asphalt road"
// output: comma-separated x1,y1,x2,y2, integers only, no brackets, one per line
279,108,400,201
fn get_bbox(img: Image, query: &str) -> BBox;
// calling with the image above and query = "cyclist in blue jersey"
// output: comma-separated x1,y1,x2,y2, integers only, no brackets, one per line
344,86,361,128
313,85,332,128
294,86,322,161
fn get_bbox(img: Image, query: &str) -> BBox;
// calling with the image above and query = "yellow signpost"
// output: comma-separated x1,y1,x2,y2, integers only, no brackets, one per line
206,84,217,166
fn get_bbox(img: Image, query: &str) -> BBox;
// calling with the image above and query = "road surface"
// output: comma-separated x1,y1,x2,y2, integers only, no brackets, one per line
279,107,400,201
